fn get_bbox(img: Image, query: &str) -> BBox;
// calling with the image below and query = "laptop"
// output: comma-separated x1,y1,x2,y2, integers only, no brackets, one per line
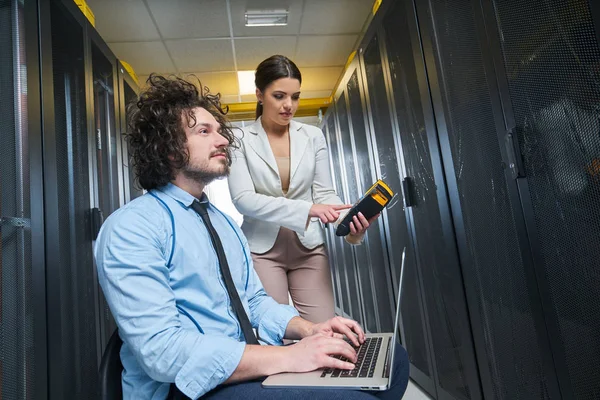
262,248,406,391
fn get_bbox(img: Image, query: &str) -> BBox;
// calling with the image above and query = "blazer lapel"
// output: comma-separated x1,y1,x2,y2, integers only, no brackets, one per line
247,118,279,175
289,120,309,184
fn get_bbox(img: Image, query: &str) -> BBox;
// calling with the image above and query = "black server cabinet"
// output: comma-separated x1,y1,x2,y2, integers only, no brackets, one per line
41,0,100,397
343,60,397,334
380,0,482,399
117,66,143,202
359,32,411,313
415,0,561,398
322,0,600,398
333,91,368,328
1,0,47,398
341,57,396,332
322,112,345,315
39,0,127,397
324,110,364,323
89,24,122,359
481,0,600,398
334,59,385,334
322,113,344,315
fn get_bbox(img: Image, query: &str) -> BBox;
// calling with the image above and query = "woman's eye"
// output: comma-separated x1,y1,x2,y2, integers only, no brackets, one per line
292,96,300,101
274,94,283,100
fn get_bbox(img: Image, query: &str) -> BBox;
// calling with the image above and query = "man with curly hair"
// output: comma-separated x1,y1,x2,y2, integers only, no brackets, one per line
94,74,409,400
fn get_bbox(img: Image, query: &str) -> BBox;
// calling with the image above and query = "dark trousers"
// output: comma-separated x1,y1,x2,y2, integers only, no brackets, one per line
199,344,410,400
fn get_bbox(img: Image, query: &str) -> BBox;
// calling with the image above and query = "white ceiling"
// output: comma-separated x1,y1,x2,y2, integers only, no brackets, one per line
87,0,374,104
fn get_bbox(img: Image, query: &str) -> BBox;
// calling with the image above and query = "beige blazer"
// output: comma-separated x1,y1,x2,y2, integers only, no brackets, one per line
228,117,344,254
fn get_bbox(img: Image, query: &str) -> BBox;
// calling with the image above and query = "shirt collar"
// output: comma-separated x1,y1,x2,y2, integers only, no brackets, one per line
155,182,209,208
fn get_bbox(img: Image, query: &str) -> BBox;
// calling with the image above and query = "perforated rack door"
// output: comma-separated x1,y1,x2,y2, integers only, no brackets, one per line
492,0,600,397
0,0,35,398
420,0,552,397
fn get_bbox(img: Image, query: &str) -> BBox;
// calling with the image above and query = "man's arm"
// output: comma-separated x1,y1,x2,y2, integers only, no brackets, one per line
95,207,246,399
225,334,358,383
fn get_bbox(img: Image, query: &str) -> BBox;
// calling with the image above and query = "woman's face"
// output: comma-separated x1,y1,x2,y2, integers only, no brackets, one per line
257,77,301,126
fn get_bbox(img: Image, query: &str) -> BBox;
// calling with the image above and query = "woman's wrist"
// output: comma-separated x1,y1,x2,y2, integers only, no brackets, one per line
345,232,365,245
285,316,317,340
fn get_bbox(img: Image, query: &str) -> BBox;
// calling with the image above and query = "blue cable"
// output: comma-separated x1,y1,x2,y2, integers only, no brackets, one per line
148,192,251,336
149,192,176,269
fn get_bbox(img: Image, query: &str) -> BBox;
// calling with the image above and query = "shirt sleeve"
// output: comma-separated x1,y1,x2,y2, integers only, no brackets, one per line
235,228,299,343
95,206,246,399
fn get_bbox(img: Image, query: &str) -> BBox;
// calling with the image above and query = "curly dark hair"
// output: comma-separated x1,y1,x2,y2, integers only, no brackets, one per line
127,74,238,190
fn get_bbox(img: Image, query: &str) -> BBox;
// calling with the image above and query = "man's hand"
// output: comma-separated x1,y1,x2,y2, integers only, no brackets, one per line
284,334,357,373
311,316,366,347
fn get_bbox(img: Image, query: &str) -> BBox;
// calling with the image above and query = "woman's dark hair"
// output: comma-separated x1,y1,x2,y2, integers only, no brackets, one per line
254,55,302,119
127,73,237,191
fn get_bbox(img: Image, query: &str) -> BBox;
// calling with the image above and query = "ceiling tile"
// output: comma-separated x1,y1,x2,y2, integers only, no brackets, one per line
234,37,297,70
295,35,356,67
87,0,159,42
300,0,372,34
229,0,302,37
166,39,235,72
179,72,239,96
108,41,174,75
146,0,230,39
300,67,343,91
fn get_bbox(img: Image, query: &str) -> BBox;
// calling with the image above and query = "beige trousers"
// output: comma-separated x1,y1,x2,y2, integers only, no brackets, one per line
251,227,335,324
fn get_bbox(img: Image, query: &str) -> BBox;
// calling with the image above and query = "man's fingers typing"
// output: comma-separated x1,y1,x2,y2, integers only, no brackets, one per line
323,357,355,371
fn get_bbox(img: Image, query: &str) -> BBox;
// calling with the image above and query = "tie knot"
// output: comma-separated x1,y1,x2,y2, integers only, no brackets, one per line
192,200,209,216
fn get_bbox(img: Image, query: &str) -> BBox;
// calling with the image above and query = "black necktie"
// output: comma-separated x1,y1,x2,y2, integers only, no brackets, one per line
169,200,260,399
191,200,260,346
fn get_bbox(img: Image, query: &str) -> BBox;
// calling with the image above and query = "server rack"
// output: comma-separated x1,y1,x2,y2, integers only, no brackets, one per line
322,0,600,399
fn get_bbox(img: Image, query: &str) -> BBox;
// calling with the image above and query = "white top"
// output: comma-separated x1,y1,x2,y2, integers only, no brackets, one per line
228,117,344,254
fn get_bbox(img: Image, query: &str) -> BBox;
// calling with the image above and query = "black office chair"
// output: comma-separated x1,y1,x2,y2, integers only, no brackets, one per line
99,328,124,400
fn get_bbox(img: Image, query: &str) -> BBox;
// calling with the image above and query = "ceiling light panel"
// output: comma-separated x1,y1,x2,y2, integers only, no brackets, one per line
245,9,289,27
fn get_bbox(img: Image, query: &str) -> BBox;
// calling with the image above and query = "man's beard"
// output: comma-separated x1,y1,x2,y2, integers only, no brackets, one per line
182,156,230,185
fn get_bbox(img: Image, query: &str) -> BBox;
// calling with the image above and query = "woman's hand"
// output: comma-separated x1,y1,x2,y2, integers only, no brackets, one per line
348,212,380,236
311,316,366,347
309,204,352,224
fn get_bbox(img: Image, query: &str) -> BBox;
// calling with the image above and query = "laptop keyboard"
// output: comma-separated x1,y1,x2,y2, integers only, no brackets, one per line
320,336,382,379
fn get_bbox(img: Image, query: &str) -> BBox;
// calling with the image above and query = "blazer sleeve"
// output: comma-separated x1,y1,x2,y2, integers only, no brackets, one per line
312,129,345,206
228,139,313,234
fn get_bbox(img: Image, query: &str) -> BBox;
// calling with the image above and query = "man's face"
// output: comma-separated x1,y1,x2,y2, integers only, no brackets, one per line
180,107,231,184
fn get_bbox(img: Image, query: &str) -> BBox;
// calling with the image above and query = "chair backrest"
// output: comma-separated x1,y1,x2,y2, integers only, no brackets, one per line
99,329,124,400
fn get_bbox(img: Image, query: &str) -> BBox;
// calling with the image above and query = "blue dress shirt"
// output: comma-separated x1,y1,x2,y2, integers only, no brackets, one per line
95,183,299,399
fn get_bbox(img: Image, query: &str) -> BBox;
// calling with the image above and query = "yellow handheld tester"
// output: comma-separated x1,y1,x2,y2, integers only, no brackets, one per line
335,179,394,236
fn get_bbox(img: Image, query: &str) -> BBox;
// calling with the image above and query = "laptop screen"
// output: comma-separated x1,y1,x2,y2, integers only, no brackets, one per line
387,247,406,381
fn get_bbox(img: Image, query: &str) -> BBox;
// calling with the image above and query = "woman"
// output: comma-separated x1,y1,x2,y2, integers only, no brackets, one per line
228,55,378,323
